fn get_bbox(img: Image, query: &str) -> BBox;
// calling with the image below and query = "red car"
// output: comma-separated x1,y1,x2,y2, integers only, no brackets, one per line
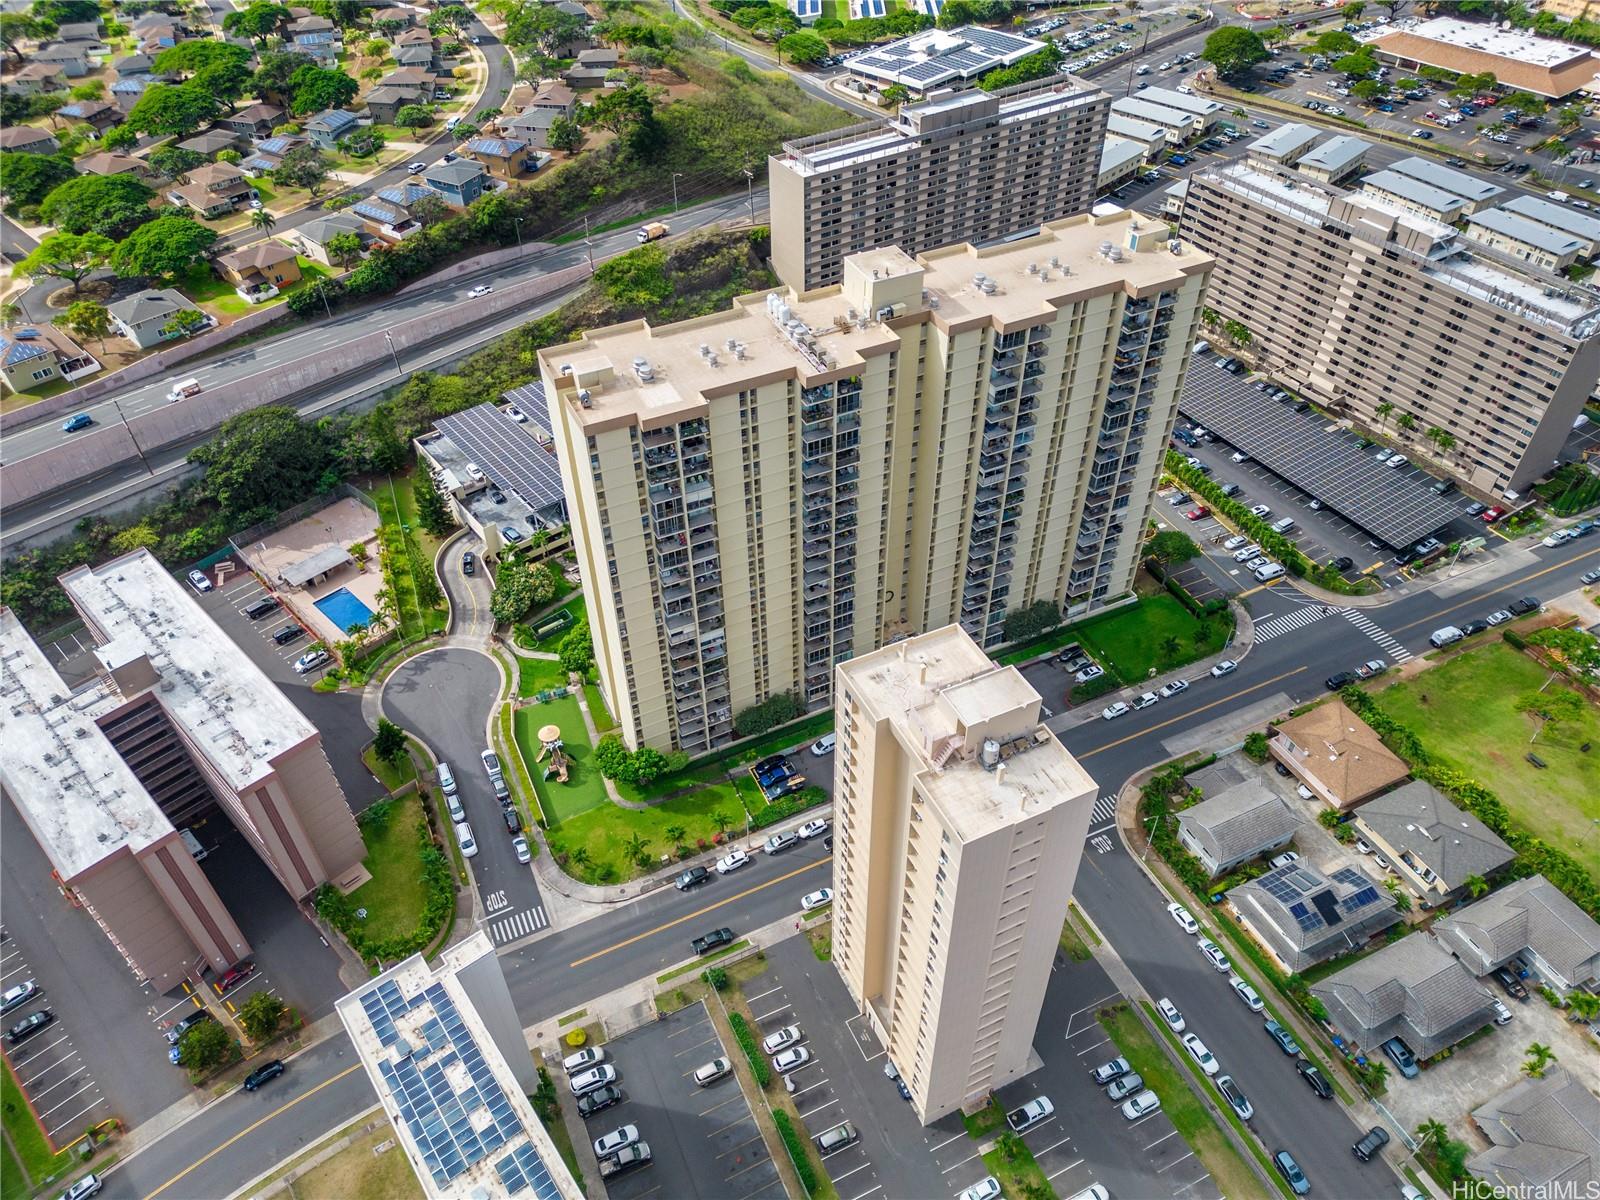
1185,506,1211,521
1481,505,1508,523
217,961,257,993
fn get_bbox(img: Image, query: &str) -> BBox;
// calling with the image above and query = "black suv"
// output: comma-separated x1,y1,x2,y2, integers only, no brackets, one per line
1508,597,1539,616
6,1010,53,1044
1296,1058,1333,1100
1352,1126,1390,1162
462,552,475,577
1325,671,1357,691
272,624,305,646
675,866,709,891
577,1084,622,1118
1330,556,1354,572
244,597,281,620
243,1060,285,1091
503,807,521,834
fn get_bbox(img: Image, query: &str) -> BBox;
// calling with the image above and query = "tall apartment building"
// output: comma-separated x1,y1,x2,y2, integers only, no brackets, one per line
769,75,1110,292
830,625,1097,1122
0,550,367,992
1179,163,1600,496
541,210,1211,753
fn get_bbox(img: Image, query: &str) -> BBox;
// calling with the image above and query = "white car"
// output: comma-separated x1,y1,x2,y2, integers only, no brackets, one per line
1249,503,1272,517
957,1178,1002,1200
407,161,427,173
1182,1033,1219,1076
1542,530,1573,547
593,1124,639,1157
465,462,486,482
1296,784,1314,801
1230,976,1264,1012
1490,998,1513,1026
1269,851,1301,869
505,404,526,422
763,831,798,855
1232,545,1262,563
1132,692,1159,710
294,649,330,674
1167,902,1199,935
1246,556,1270,572
1222,535,1248,551
1387,454,1409,469
1210,660,1237,677
694,1057,732,1085
1159,679,1189,699
1485,610,1512,626
1230,451,1249,463
1101,701,1130,720
467,285,493,298
798,819,830,840
716,850,750,874
186,569,212,593
772,1046,811,1074
563,1047,606,1075
1198,938,1232,972
1156,997,1185,1032
801,888,833,912
513,835,531,864
1120,1090,1161,1120
762,1025,802,1054
1075,664,1105,683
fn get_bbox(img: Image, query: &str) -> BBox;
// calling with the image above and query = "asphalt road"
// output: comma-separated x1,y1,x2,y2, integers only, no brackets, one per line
381,647,551,946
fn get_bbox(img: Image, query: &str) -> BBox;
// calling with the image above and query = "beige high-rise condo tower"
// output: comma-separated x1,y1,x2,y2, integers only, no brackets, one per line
541,210,1211,753
770,75,1111,292
831,624,1097,1123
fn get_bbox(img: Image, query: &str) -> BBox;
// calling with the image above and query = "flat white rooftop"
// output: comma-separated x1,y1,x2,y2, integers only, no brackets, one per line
1365,17,1593,70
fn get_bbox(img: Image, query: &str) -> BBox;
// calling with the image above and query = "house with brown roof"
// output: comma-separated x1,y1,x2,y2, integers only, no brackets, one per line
393,27,434,47
78,151,154,177
6,62,68,94
168,162,253,217
0,126,60,154
464,136,538,179
393,42,437,69
178,129,244,157
58,99,123,133
380,67,449,95
215,242,302,303
374,6,414,25
217,103,286,140
1365,17,1600,100
1269,698,1409,811
528,82,577,116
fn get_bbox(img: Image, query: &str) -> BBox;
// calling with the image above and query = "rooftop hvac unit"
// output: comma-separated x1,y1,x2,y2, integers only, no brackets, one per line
1049,256,1060,268
578,389,592,407
636,360,655,381
699,343,712,358
707,352,719,367
972,273,988,286
734,344,747,360
560,363,573,375
847,306,858,321
1108,247,1123,262
981,738,1000,769
725,337,738,351
1168,239,1183,254
1098,241,1114,257
928,296,940,309
979,280,997,294
1026,262,1039,274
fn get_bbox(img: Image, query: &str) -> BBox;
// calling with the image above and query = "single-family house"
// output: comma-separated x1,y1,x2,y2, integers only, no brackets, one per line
129,13,177,34
78,151,154,178
1176,774,1300,879
1312,934,1498,1061
351,196,420,242
363,85,427,125
217,103,286,140
464,136,536,179
393,42,437,69
1228,861,1400,972
422,159,488,208
1269,698,1410,811
1468,1069,1600,1197
55,21,105,44
374,6,413,26
1434,875,1600,993
169,161,252,217
394,27,434,47
138,23,181,53
497,106,563,149
289,16,339,63
241,135,305,174
564,47,619,87
381,67,449,98
304,109,359,150
58,99,123,133
528,82,577,117
177,129,243,157
110,77,150,111
107,288,204,350
6,63,68,93
31,44,92,77
1351,780,1514,908
546,6,594,56
0,326,101,393
0,126,60,154
376,180,434,207
215,242,302,303
112,52,155,78
293,212,369,265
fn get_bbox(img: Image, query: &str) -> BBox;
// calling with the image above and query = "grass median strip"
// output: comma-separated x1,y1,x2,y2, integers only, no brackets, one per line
727,1010,772,1087
982,1133,1053,1200
557,1009,588,1027
1099,1001,1280,1200
773,1110,822,1198
656,941,749,984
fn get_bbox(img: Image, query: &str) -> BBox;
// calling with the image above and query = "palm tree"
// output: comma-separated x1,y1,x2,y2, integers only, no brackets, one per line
569,847,590,869
1416,1118,1449,1151
1396,412,1418,435
665,824,687,852
1159,635,1181,662
712,810,732,837
1374,401,1394,430
250,207,277,233
0,301,20,328
1363,1059,1389,1090
1522,1042,1556,1078
1434,431,1456,456
1462,874,1489,899
623,832,649,863
1566,991,1600,1022
1199,305,1220,328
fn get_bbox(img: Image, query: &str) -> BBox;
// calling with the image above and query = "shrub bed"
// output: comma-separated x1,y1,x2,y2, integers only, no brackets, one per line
727,1012,772,1087
748,785,828,830
772,1111,820,1197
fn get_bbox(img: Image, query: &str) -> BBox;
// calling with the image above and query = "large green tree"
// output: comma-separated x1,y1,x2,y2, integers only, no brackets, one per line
30,0,98,25
273,143,331,194
111,214,218,280
1,13,53,67
505,4,588,55
38,173,155,237
126,82,218,137
0,150,75,206
777,30,828,64
63,298,111,349
249,49,315,106
152,40,251,77
223,0,290,46
15,230,115,293
1201,26,1268,80
287,63,359,116
194,60,254,110
189,405,335,522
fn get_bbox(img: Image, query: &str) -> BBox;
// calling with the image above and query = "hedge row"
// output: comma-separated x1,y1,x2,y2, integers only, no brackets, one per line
772,1110,820,1197
727,1011,772,1087
1165,453,1367,595
749,785,828,830
1339,687,1600,919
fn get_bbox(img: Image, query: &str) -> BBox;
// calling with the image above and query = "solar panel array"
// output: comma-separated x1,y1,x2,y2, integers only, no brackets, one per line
851,26,1038,86
1256,863,1385,936
1179,361,1467,548
436,399,567,518
357,978,562,1197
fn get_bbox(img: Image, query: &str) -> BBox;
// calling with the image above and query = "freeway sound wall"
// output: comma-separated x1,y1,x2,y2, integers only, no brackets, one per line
0,262,591,512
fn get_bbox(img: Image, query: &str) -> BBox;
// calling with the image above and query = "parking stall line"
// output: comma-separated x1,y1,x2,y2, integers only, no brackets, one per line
26,1067,93,1102
1047,1159,1086,1181
804,1096,841,1116
673,1034,721,1059
38,1081,99,1120
45,1098,105,1137
18,1050,81,1085
1180,1171,1211,1192
1144,1129,1180,1152
1158,1150,1197,1174
929,1130,966,1152
1126,1111,1162,1130
752,1005,793,1023
1073,1036,1110,1056
1035,1135,1074,1157
667,1019,713,1038
745,984,784,1003
941,1151,983,1174
831,1162,871,1184
716,1133,767,1161
699,1096,745,1120
725,1158,777,1184
791,1077,829,1099
13,1031,71,1063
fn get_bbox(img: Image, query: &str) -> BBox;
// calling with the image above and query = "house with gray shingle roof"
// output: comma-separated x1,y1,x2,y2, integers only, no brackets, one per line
1230,861,1400,971
1177,775,1299,878
1469,1068,1600,1197
107,288,204,350
31,44,91,76
59,99,122,132
1434,875,1600,993
0,126,59,154
305,109,359,150
1353,780,1514,907
1312,933,1498,1060
292,212,369,266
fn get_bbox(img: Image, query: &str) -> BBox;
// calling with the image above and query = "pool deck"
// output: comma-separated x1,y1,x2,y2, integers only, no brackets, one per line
237,497,388,648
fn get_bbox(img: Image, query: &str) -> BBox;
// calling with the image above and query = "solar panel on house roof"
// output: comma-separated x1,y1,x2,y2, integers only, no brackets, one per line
435,401,567,517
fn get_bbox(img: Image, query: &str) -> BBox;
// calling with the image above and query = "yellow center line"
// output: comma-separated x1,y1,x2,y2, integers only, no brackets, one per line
568,858,830,969
1390,544,1600,635
1078,667,1308,760
142,1063,364,1200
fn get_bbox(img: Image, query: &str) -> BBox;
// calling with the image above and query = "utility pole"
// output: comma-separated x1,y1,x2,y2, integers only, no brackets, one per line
1124,27,1151,96
582,215,595,272
113,399,154,476
384,330,401,375
743,167,756,225
514,217,524,249
672,172,682,212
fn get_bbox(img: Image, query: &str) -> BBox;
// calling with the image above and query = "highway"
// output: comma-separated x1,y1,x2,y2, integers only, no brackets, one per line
88,535,1600,1200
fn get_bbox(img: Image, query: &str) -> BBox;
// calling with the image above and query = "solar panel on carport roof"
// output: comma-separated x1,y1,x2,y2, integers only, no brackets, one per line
434,403,566,512
1178,363,1463,549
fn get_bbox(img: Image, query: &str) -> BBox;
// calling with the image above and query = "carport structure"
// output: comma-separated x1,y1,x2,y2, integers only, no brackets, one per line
1180,368,1465,548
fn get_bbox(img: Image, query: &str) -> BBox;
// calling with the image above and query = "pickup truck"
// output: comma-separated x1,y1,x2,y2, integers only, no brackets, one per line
637,221,670,243
692,927,735,955
599,1142,651,1178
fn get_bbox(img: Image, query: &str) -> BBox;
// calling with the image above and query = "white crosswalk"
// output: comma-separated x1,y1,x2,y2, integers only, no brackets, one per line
489,906,548,945
1087,792,1118,828
1342,609,1413,663
1252,605,1334,643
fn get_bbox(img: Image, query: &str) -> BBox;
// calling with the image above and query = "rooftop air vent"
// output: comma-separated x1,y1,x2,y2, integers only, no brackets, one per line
578,389,592,407
560,363,572,375
1098,241,1114,257
1049,256,1060,268
1026,263,1038,274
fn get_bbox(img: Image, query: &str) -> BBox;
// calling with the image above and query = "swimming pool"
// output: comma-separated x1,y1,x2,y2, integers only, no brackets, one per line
314,587,376,634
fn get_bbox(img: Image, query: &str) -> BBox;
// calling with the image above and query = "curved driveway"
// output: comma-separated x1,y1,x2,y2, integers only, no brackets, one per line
382,648,549,944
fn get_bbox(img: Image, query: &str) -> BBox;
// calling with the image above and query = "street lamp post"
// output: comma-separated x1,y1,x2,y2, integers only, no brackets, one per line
581,215,595,272
112,399,154,476
514,217,524,249
743,168,756,225
672,172,682,213
384,330,401,375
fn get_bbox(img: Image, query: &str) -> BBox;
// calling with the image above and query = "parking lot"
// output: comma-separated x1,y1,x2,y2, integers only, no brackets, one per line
1,929,117,1144
593,1002,783,1200
202,561,332,683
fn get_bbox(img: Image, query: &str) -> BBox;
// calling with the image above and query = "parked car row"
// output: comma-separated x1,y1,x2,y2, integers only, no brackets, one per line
561,1047,652,1177
443,749,526,863
1429,598,1539,648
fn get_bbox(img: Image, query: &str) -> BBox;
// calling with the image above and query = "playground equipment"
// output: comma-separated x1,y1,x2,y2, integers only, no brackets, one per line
535,723,570,783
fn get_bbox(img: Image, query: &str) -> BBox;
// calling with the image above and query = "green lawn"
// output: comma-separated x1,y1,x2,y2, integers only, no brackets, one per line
362,744,418,793
344,795,432,944
1372,641,1600,879
584,683,616,733
365,473,448,643
3,1057,73,1193
514,698,608,824
543,784,745,884
517,655,569,698
520,595,587,652
1077,594,1232,684
982,1135,1052,1200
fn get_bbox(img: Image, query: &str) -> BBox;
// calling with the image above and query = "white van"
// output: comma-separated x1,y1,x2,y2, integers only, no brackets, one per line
454,820,478,858
446,114,462,131
1254,563,1286,582
167,377,202,401
809,733,836,758
1192,339,1210,355
1429,626,1464,648
438,761,457,796
1271,517,1296,534
445,791,465,823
